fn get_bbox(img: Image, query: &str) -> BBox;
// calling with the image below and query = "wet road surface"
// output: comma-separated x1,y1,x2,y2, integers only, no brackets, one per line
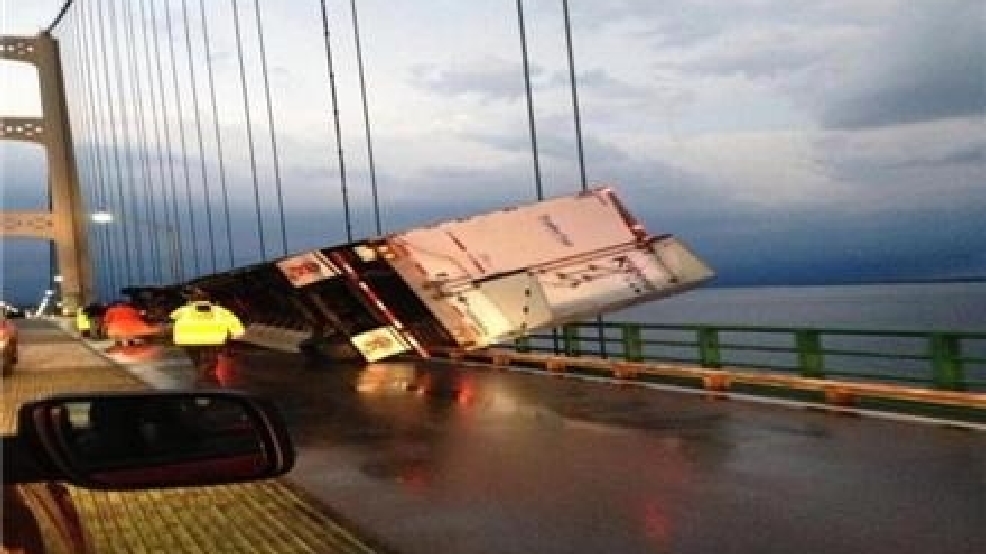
138,345,986,554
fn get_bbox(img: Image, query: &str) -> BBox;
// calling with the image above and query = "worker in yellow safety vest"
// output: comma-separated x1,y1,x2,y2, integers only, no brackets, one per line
75,308,91,338
169,288,245,373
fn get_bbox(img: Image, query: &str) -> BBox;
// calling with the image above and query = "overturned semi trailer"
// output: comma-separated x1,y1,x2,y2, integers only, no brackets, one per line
187,188,714,362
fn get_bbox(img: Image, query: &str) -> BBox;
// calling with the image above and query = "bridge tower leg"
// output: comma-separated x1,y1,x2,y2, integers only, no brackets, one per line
1,33,92,315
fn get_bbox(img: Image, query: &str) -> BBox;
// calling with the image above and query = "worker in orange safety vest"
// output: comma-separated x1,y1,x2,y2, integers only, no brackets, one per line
169,288,245,374
103,300,159,347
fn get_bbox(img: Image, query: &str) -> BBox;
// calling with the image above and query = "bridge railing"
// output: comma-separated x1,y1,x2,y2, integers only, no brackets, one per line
512,322,986,392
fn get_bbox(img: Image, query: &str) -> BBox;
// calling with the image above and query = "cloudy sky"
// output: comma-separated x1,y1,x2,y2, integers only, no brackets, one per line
2,0,984,303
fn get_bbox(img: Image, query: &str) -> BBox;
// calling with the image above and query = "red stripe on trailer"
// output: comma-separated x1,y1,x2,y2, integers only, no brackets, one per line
328,251,430,358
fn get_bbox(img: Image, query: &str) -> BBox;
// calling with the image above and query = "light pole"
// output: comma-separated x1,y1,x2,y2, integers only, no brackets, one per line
90,210,181,284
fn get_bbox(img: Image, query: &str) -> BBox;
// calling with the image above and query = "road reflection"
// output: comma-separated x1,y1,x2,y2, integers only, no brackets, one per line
102,342,986,554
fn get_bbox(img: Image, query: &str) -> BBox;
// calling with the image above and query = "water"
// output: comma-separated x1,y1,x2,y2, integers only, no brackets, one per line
611,282,986,331
546,282,986,390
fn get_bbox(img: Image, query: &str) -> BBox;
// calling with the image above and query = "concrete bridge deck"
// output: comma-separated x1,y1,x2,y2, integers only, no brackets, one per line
1,318,383,554
4,318,985,554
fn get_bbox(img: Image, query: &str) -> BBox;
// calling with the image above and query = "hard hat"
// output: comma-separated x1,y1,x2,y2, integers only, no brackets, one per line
184,287,210,301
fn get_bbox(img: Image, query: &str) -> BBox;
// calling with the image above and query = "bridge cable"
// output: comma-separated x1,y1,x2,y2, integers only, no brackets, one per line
561,0,587,192
349,0,382,235
138,0,177,283
198,0,236,268
515,0,544,201
78,0,113,296
560,1,606,356
45,0,74,33
123,0,164,283
318,0,354,242
84,0,116,295
179,0,219,273
164,0,201,276
146,0,186,281
108,0,146,283
95,0,134,290
62,11,98,295
230,0,268,260
251,0,289,256
65,7,96,291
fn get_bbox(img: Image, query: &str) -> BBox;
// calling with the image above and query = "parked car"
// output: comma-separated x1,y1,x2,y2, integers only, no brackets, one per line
1,310,18,375
2,390,295,553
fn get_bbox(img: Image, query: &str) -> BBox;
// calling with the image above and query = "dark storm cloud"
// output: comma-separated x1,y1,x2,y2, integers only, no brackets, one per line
822,0,984,128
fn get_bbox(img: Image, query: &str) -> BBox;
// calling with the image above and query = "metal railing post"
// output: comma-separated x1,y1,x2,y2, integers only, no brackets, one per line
796,330,824,378
930,333,965,391
562,324,580,356
621,324,643,362
596,319,608,358
514,335,530,353
698,327,721,368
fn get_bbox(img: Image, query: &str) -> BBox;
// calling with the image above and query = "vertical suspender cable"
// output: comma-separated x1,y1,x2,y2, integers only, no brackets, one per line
515,0,544,201
95,0,133,289
87,0,115,294
561,0,587,192
80,1,113,296
561,1,604,355
147,0,185,280
561,0,607,352
108,0,145,283
319,0,353,242
181,0,218,272
164,1,201,276
349,0,381,235
231,0,268,260
139,0,176,282
123,0,164,283
251,0,288,255
198,0,236,268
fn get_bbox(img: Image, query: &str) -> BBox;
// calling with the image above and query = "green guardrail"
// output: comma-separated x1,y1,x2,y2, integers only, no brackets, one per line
514,322,986,392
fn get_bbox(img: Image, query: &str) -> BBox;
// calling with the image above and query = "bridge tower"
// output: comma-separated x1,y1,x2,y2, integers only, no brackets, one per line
1,32,92,314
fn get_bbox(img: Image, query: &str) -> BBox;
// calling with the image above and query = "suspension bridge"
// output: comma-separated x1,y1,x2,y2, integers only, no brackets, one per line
1,1,984,553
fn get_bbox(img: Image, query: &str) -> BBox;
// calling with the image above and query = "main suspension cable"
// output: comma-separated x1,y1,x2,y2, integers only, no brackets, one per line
45,0,74,33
